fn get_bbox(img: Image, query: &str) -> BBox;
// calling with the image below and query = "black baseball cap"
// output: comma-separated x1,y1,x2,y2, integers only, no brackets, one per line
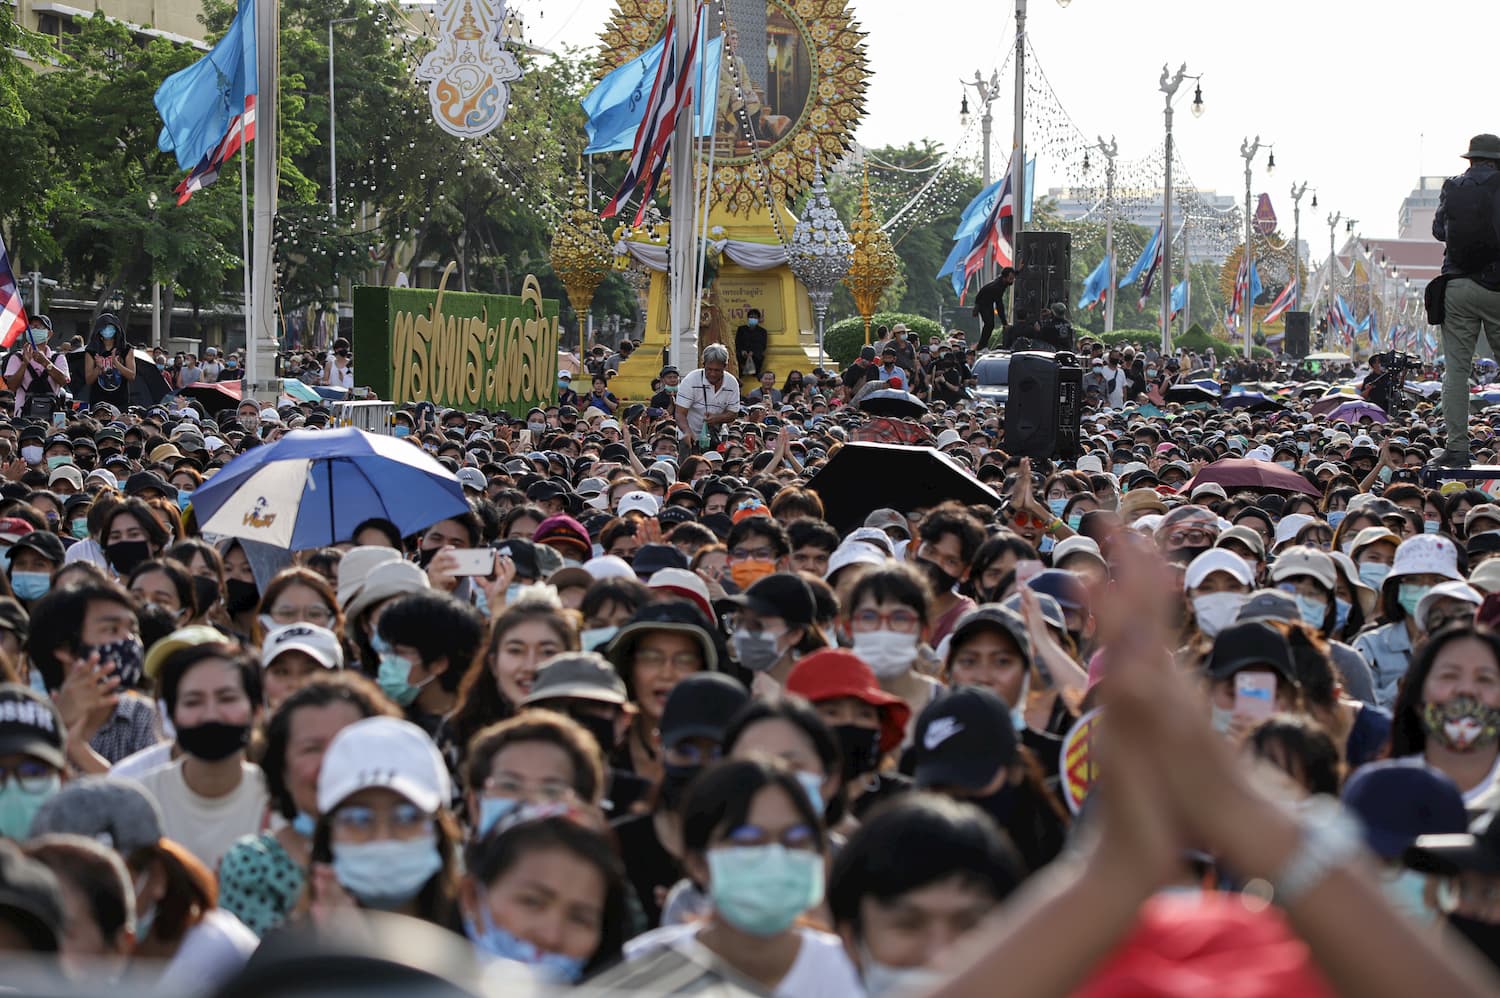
0,684,65,769
912,686,1017,791
8,532,64,566
1342,761,1468,860
947,605,1031,662
0,839,64,952
1204,621,1297,685
726,573,817,626
658,673,749,750
632,543,690,578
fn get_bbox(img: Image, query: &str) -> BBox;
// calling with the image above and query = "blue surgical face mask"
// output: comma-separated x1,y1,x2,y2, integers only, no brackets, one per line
747,318,759,327
1423,520,1441,535
464,897,586,984
1327,510,1347,530
9,571,50,602
1359,562,1391,589
393,424,411,438
707,844,824,936
1067,513,1083,532
794,770,824,813
476,797,519,839
292,811,317,837
580,625,618,651
1047,498,1068,517
177,489,193,511
100,325,116,340
1334,597,1352,633
331,837,441,908
1296,594,1328,630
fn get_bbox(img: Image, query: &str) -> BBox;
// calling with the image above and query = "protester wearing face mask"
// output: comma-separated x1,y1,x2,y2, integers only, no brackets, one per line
309,716,461,928
1201,621,1305,743
906,505,984,643
601,757,860,993
219,540,263,635
727,573,826,695
1341,762,1468,929
27,579,160,770
217,674,394,936
786,649,911,822
612,672,748,929
23,836,139,982
1155,504,1222,567
724,697,844,845
1389,626,1500,811
462,711,604,845
4,315,69,419
133,643,265,870
374,589,485,744
1355,534,1468,708
843,564,942,743
6,530,63,607
1183,549,1255,639
1416,581,1484,637
82,313,136,411
829,794,1023,998
725,514,790,591
461,813,629,985
910,686,1069,873
0,685,67,841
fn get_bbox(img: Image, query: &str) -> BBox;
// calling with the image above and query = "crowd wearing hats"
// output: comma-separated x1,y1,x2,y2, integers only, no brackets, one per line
0,316,1499,997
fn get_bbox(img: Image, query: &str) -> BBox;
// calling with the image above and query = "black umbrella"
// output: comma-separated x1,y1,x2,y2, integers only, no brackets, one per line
1165,384,1219,404
806,442,1002,533
177,379,244,417
854,388,929,418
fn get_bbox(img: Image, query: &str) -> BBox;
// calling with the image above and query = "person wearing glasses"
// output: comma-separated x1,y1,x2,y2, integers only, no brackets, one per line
1155,504,1222,567
843,563,943,744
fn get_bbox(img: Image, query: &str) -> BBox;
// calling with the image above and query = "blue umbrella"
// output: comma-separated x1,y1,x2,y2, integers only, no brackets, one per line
190,427,468,550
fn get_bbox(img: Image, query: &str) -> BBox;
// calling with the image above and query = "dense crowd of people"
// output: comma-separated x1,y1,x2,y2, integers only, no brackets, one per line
2,290,1500,998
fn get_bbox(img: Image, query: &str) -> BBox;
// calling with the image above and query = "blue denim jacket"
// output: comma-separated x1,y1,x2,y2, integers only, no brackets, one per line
1352,620,1413,709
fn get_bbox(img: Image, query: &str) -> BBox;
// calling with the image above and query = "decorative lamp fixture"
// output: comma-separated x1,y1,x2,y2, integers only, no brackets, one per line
1191,82,1205,117
548,178,613,350
788,153,853,367
843,169,902,346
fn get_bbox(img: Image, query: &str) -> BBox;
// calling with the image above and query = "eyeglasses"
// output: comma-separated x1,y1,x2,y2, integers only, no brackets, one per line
723,822,817,850
330,802,431,839
269,605,334,625
632,650,703,671
1008,508,1050,529
729,547,777,562
1165,528,1217,547
849,608,923,634
0,760,57,793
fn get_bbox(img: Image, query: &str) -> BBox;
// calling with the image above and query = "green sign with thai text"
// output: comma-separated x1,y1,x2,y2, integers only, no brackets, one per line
353,271,560,413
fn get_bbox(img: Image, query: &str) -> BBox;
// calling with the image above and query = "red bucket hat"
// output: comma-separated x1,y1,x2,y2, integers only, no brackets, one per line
786,649,911,753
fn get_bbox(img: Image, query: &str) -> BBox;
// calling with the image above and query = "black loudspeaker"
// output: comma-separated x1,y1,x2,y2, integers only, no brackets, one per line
1012,232,1073,324
1005,350,1082,460
1284,311,1311,358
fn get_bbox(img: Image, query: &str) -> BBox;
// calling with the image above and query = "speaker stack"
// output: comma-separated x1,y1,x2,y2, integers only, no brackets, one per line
1004,350,1082,460
1284,311,1311,359
1012,232,1073,324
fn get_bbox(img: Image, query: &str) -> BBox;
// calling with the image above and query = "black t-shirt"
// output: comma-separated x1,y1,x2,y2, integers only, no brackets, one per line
612,812,681,927
974,278,1010,324
735,324,768,358
841,360,873,392
849,771,913,820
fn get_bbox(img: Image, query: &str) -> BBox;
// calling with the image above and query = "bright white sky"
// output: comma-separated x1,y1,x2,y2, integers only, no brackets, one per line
518,0,1489,251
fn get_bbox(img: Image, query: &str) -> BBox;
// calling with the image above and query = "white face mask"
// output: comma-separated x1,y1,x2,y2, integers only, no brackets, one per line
1192,592,1248,637
859,943,945,998
851,630,920,678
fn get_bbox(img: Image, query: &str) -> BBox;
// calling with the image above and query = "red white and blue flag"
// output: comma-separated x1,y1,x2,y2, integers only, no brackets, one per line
601,9,704,224
175,96,255,205
1137,234,1164,310
1262,279,1296,324
0,232,29,349
961,170,1015,289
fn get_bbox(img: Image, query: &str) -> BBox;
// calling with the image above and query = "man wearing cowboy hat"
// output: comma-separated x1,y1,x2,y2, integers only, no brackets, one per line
1432,133,1500,467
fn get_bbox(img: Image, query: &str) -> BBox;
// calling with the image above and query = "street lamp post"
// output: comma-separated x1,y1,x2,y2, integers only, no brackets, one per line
1290,182,1308,310
1096,135,1117,334
328,17,357,220
960,70,1000,284
1159,64,1203,354
1239,135,1270,358
1012,0,1027,268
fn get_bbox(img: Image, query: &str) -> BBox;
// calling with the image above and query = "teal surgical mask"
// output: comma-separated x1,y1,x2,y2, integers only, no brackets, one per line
1398,583,1432,619
1066,513,1083,532
1047,498,1068,517
1380,868,1437,925
707,844,823,936
70,518,89,540
376,653,429,707
1210,704,1235,734
0,772,61,838
46,455,72,471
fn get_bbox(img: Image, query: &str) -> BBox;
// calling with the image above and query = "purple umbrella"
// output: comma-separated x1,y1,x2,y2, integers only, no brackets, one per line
1180,457,1320,497
1327,400,1388,424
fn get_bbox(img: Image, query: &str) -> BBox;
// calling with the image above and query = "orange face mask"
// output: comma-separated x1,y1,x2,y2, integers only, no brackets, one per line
730,558,777,590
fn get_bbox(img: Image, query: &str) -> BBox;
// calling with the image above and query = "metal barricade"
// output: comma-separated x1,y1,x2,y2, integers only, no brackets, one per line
330,400,395,434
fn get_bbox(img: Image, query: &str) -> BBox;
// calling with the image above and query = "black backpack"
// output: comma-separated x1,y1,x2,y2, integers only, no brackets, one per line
1442,171,1500,273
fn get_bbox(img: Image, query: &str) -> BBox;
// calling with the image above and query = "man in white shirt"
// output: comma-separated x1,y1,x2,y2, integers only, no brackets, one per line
199,348,223,383
674,343,740,452
1102,351,1126,409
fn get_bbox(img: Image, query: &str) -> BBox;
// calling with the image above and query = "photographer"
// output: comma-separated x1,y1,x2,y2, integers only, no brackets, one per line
82,312,135,410
3,315,69,418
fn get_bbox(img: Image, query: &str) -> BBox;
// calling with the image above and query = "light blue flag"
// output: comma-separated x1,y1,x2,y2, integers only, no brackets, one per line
1248,259,1263,301
581,15,722,155
1118,224,1162,288
938,238,973,296
1021,158,1037,224
154,0,256,172
1169,280,1188,317
953,179,1004,243
1077,255,1111,309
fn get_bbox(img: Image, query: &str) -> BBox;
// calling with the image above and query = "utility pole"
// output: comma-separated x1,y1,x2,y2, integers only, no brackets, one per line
1290,182,1308,309
1239,135,1268,359
1011,0,1027,268
1096,136,1117,334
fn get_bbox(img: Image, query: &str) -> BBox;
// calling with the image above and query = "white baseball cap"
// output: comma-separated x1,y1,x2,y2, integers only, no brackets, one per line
1416,580,1483,627
260,623,344,671
825,541,886,579
1184,548,1254,591
1272,513,1315,549
1390,534,1464,583
649,568,714,621
1051,535,1105,568
583,554,636,580
317,716,450,815
617,490,660,517
1269,545,1338,590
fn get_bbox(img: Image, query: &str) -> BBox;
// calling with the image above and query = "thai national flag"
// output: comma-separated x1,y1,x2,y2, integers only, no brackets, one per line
155,0,257,203
174,96,255,204
601,9,703,224
961,170,1015,285
1262,279,1296,324
1137,234,1164,310
0,233,29,349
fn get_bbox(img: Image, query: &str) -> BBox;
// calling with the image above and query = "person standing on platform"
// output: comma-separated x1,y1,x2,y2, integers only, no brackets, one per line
973,267,1016,352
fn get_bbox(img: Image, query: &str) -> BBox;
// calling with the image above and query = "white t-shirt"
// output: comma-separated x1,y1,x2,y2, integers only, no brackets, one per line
63,537,110,570
1397,752,1500,807
131,759,267,870
157,909,259,992
674,368,741,435
625,923,862,998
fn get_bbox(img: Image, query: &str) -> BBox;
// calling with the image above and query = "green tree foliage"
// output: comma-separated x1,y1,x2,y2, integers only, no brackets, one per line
824,311,943,365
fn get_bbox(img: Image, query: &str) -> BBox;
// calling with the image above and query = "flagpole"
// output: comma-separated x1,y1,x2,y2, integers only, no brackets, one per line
239,132,252,364
667,0,697,373
248,0,279,395
1010,0,1026,270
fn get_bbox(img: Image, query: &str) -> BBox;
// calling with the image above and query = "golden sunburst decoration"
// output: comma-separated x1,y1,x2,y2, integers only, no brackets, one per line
597,0,867,214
